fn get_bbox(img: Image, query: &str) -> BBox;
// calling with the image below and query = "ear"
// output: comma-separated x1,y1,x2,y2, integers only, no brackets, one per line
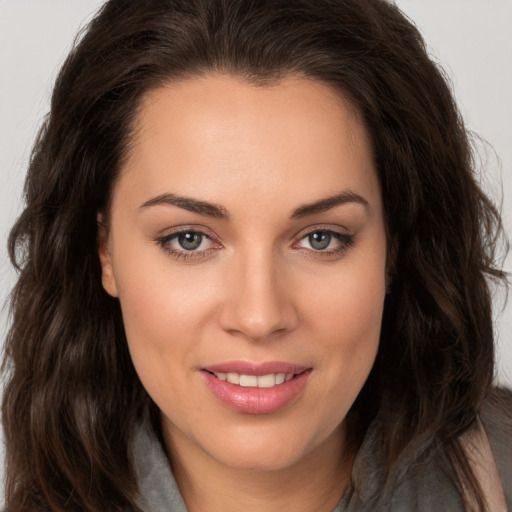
97,212,119,298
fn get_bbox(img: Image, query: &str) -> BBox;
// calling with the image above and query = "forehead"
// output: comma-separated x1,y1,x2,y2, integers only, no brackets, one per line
116,74,379,215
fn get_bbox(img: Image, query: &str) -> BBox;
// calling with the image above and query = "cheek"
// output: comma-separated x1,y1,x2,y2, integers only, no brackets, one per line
111,251,223,398
300,252,385,398
114,265,221,427
303,254,385,345
114,249,216,339
317,289,382,385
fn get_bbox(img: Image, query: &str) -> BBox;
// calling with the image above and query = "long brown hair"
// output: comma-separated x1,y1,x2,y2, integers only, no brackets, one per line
3,0,508,510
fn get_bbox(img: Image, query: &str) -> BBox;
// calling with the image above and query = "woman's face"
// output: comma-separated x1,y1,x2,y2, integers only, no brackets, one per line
99,75,387,472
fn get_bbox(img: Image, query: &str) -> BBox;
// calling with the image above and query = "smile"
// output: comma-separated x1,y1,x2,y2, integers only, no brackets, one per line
201,363,311,414
210,372,296,388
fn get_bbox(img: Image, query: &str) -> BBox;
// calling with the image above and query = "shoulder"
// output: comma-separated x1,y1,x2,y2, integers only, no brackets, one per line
479,386,512,438
132,421,189,512
477,386,512,510
346,388,512,511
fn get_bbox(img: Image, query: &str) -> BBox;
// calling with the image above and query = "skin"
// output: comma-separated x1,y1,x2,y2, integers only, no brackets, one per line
98,74,388,512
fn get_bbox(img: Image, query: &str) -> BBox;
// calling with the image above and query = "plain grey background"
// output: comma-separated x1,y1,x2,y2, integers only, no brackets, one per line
1,0,511,504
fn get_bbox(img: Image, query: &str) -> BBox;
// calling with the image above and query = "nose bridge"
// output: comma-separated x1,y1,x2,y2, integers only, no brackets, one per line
219,244,296,340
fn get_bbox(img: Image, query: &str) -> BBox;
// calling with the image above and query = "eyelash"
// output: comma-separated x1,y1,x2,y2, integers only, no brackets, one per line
155,227,355,261
293,228,355,257
155,227,221,261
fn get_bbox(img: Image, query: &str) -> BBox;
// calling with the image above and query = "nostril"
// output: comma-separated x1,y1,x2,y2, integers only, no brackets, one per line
217,268,299,340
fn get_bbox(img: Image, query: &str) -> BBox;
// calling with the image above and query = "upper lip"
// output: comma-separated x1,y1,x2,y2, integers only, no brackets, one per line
203,361,310,376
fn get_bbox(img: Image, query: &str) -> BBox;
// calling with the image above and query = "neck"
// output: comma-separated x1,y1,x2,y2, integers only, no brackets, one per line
161,419,353,512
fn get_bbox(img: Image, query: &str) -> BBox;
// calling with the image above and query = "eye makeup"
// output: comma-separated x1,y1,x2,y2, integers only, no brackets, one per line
154,224,356,262
294,229,355,257
154,226,223,261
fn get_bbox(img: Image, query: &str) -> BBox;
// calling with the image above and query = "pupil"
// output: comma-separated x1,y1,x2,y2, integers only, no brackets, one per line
178,232,202,250
309,232,331,250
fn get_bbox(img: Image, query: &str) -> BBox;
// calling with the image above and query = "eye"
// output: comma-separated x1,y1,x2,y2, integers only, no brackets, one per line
305,231,332,250
176,232,205,251
294,229,354,254
156,228,221,260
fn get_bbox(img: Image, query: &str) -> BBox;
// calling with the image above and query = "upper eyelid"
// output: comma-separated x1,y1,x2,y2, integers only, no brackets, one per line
293,224,351,240
294,229,353,246
157,225,218,240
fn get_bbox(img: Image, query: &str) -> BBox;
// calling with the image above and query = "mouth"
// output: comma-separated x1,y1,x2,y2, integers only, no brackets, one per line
204,370,302,388
201,363,311,414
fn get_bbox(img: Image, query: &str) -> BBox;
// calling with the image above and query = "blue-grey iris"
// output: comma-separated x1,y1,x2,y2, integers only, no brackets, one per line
178,232,202,250
309,232,331,250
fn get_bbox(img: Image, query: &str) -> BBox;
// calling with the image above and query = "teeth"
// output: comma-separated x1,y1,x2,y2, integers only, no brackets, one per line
226,373,240,385
240,375,258,387
257,374,276,388
213,372,294,388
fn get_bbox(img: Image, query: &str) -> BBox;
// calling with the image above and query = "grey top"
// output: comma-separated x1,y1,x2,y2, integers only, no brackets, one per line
134,394,512,511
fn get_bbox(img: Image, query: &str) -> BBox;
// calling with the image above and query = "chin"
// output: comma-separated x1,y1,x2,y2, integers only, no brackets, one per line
214,443,304,472
202,424,328,473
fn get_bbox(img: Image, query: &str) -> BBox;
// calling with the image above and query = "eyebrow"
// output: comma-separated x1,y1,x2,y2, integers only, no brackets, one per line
139,193,229,220
290,191,369,219
139,190,369,220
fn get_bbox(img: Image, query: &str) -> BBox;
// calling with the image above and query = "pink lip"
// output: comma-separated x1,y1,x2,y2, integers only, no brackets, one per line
204,360,308,376
201,361,311,415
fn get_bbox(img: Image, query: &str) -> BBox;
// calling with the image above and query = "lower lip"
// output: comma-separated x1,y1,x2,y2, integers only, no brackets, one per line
202,370,311,414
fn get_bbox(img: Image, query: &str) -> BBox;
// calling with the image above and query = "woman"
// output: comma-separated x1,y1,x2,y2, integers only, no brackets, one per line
2,0,511,511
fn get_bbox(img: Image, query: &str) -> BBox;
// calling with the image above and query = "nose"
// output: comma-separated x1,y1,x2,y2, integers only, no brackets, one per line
219,249,298,341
